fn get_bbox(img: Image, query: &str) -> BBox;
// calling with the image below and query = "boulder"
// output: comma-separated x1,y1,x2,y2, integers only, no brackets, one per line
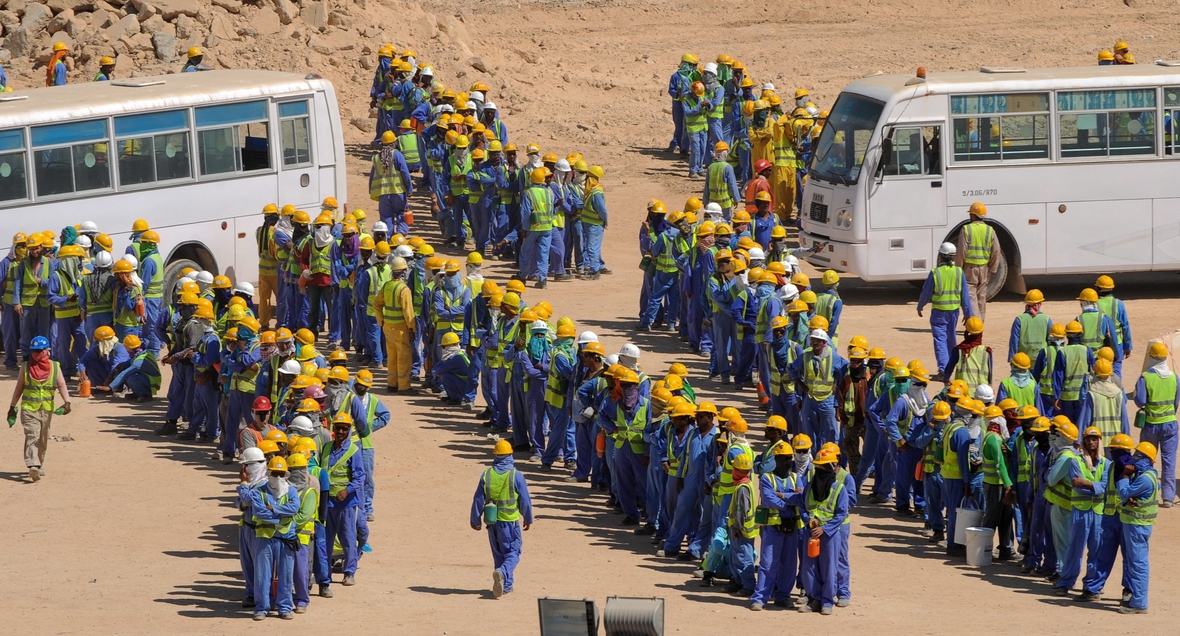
210,0,238,13
45,5,69,32
327,9,350,28
20,2,52,30
272,0,294,24
208,10,236,40
151,0,196,20
138,12,164,33
150,30,175,61
250,6,280,35
64,14,85,35
103,12,136,38
173,12,194,37
3,26,34,57
46,0,93,12
299,0,326,30
128,30,152,51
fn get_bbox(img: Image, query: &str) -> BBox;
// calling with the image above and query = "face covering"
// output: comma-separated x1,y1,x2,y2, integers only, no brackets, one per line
810,464,837,501
756,282,774,299
894,379,911,395
849,363,866,381
444,272,463,294
1134,456,1154,474
314,225,333,249
678,61,694,76
903,383,929,417
327,380,348,411
1010,368,1033,387
1035,432,1050,450
98,337,116,358
288,466,309,491
259,343,276,360
29,349,52,381
622,383,640,411
244,461,267,487
201,317,216,334
1149,356,1173,378
702,72,719,94
773,455,793,478
753,110,768,128
527,334,547,362
441,343,461,362
267,473,289,497
793,450,811,474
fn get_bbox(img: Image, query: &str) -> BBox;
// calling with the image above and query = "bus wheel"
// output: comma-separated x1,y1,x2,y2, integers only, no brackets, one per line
163,258,201,299
985,253,1009,301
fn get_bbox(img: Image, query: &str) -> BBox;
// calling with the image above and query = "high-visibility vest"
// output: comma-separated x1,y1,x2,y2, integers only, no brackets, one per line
718,442,754,496
370,155,407,199
525,185,554,232
132,350,161,393
941,421,965,480
806,468,848,524
308,241,332,276
482,468,520,522
954,346,989,389
286,237,307,276
297,485,318,544
381,279,408,324
923,427,942,473
449,155,472,196
142,252,164,299
1090,382,1124,443
1077,311,1104,351
274,231,291,274
684,96,706,132
930,265,963,312
366,265,391,318
21,361,58,412
815,291,838,325
1118,471,1159,526
1060,344,1089,402
707,161,734,209
665,424,689,476
1016,438,1033,484
613,402,649,453
769,344,798,397
231,342,260,393
802,350,835,401
762,472,803,528
380,82,403,112
728,480,760,539
52,267,80,318
544,348,573,408
114,286,142,327
1038,344,1061,396
19,258,49,307
774,124,797,167
1096,296,1124,346
1071,457,1107,513
1142,371,1178,424
1016,312,1049,360
963,222,994,266
981,431,1005,485
434,288,467,332
253,489,295,538
497,165,516,205
1,258,18,305
1000,377,1036,409
894,400,915,438
652,233,677,274
754,296,775,345
328,442,358,497
1044,450,1079,509
397,133,420,164
580,185,605,226
258,226,278,277
358,394,380,450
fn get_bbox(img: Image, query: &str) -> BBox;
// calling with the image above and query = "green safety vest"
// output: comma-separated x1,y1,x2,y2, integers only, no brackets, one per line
1060,344,1089,402
1000,377,1036,409
258,226,278,277
930,264,963,312
230,342,260,393
762,472,803,528
19,258,49,307
981,431,1006,485
297,484,318,544
684,96,707,132
328,442,358,497
1142,371,1178,424
1038,345,1061,397
613,402,649,453
358,393,380,450
954,346,989,389
963,222,994,266
285,237,306,276
815,291,838,325
308,240,332,276
580,185,604,226
806,468,848,524
397,133,420,164
707,161,734,209
1077,311,1104,351
769,344,798,397
2,257,19,305
483,468,521,522
381,279,408,324
728,480,760,539
802,350,835,401
449,155,472,196
665,424,689,476
21,361,58,412
754,297,774,345
1118,471,1159,526
1016,312,1049,360
114,286,142,327
274,230,291,274
922,426,942,473
652,233,677,274
1090,382,1124,443
1071,456,1107,513
525,185,554,232
941,421,965,480
774,128,797,167
52,267,80,318
718,442,754,496
142,252,164,299
1015,438,1033,485
132,350,162,394
1096,296,1124,346
367,265,391,317
253,489,295,538
544,348,573,408
1044,449,1079,509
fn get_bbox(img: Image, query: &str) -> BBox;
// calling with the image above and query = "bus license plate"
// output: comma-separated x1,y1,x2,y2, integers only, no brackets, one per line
809,201,829,223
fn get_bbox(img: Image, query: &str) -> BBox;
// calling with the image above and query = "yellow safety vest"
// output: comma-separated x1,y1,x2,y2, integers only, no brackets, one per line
483,468,521,522
930,264,964,312
802,350,835,401
21,361,58,412
253,489,295,538
328,442,358,497
707,161,734,209
963,222,994,266
728,480,760,539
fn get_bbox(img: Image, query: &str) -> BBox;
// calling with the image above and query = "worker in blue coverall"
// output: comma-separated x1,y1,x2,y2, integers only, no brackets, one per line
0,234,27,368
753,272,782,405
940,397,976,556
916,243,974,376
788,329,849,447
1134,341,1179,506
579,164,609,279
235,447,267,608
703,143,741,220
640,206,679,331
433,260,472,368
189,304,222,441
663,404,719,558
519,168,556,288
641,392,670,538
707,251,739,383
1053,426,1108,595
726,451,759,597
1113,442,1159,614
655,401,695,553
247,455,301,621
433,332,471,405
108,335,160,401
1078,433,1134,601
541,324,578,468
730,279,759,391
14,236,53,356
910,401,950,542
323,412,366,586
749,442,806,610
1025,417,1057,575
47,246,86,378
602,369,650,526
1094,275,1132,379
822,442,858,606
1049,322,1097,424
369,133,415,241
223,318,263,464
329,225,360,351
880,366,929,516
471,440,534,598
520,321,551,458
136,232,165,353
475,146,510,255
78,326,128,389
858,353,894,502
799,447,850,615
667,54,697,153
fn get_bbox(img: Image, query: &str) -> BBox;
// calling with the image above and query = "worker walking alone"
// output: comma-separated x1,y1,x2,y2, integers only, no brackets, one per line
954,202,1002,321
1135,342,1178,508
917,242,974,378
471,440,533,598
8,336,71,482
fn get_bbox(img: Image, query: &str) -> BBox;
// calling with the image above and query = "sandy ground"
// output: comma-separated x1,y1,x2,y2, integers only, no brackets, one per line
6,1,1180,634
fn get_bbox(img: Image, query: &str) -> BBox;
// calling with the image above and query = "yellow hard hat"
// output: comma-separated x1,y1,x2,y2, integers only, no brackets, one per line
773,441,795,456
672,402,698,418
766,415,787,431
1024,289,1044,304
681,53,699,65
727,417,748,433
791,433,813,451
267,456,287,472
1093,358,1113,377
1096,347,1115,362
99,55,115,66
292,210,311,224
1077,288,1099,303
931,401,952,421
375,242,391,257
1010,352,1032,370
123,335,142,350
1109,434,1134,451
440,332,461,347
965,316,984,335
53,41,68,52
808,314,829,331
1135,441,1157,462
1098,50,1115,61
1065,320,1084,335
812,447,838,465
716,406,738,422
731,453,754,471
1114,41,1130,52
332,412,354,427
770,315,789,330
286,452,308,468
187,46,203,58
328,366,350,383
968,201,987,216
1049,323,1066,339
381,130,396,145
1029,416,1051,433
799,290,817,305
1095,275,1115,290
1148,341,1169,358
494,439,513,455
264,429,289,445
454,134,470,149
822,270,840,286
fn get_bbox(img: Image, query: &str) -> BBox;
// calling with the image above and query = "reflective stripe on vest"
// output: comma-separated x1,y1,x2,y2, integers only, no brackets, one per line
1143,371,1178,424
981,431,1004,485
143,252,164,299
774,129,797,167
1060,344,1089,402
580,185,604,226
115,286,141,327
53,268,80,318
707,162,734,209
1096,296,1124,346
954,346,989,389
653,234,677,273
381,279,407,324
359,394,379,450
1039,345,1061,396
21,361,58,412
763,472,803,527
1090,384,1124,442
133,350,162,393
449,155,472,196
613,402,649,453
931,265,963,312
941,421,965,480
769,345,798,397
729,480,760,539
1118,471,1159,525
803,350,835,402
1044,450,1079,509
484,467,521,522
544,348,572,408
328,442,358,497
964,222,993,266
1000,377,1036,409
684,97,706,132
1071,457,1106,513
2,259,18,305
20,258,49,307
231,342,260,393
259,226,278,276
285,237,306,275
309,241,332,276
1016,439,1032,484
297,485,318,543
1078,311,1103,351
1016,312,1049,360
806,468,848,524
253,489,295,538
367,265,391,317
719,442,754,496
525,186,554,232
397,133,420,164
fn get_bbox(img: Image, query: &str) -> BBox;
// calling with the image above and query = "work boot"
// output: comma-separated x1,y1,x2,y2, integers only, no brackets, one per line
279,612,294,620
492,570,505,598
750,602,763,611
241,598,255,608
294,606,307,614
342,575,355,586
318,584,333,598
28,467,40,482
929,530,945,544
1122,588,1132,603
677,552,697,562
836,598,851,608
536,279,547,289
723,581,743,594
156,419,179,435
1054,586,1070,597
620,517,638,526
555,273,574,281
476,407,492,420
367,513,374,522
253,612,266,621
821,605,834,616
176,432,197,441
635,523,656,535
1076,592,1099,602
736,588,754,598
996,550,1016,561
1118,607,1148,614
699,573,714,587
772,597,797,609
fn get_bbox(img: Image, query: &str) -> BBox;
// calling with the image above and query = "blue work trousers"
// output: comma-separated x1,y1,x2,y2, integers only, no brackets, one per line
294,540,311,609
671,100,685,149
363,447,376,517
547,226,566,276
541,403,575,466
223,389,253,458
379,193,410,236
188,378,220,438
647,459,668,533
142,298,162,353
1082,514,1126,595
929,309,959,373
751,525,801,604
663,475,704,556
583,224,604,274
802,530,842,608
1139,421,1177,503
253,536,295,615
1056,508,1099,590
573,420,595,481
519,230,552,282
166,362,192,421
893,445,924,511
729,532,757,592
53,315,85,377
640,272,677,328
711,312,736,380
943,478,965,551
2,303,20,367
488,520,524,593
615,443,648,522
1121,524,1152,610
239,524,256,602
20,304,50,356
325,504,359,576
688,130,707,175
924,471,945,532
330,287,353,347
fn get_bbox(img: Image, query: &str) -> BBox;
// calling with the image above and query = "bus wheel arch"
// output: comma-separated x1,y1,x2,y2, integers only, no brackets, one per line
943,220,1022,301
164,242,218,298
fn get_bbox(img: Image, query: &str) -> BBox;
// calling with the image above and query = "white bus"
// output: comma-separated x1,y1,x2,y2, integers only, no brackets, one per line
799,63,1180,297
0,70,346,288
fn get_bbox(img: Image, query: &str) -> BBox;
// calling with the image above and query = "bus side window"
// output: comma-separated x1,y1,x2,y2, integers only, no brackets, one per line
240,122,270,172
885,126,941,177
195,100,270,176
31,120,110,197
0,130,28,203
279,101,312,168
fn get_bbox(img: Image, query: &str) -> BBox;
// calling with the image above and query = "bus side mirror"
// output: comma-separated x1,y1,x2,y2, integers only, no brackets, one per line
876,137,894,176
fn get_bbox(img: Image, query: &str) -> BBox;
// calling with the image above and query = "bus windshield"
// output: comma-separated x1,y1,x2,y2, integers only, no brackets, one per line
811,93,884,185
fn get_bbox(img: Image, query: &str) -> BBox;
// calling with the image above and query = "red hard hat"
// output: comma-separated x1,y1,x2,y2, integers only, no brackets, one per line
252,396,273,411
303,385,326,400
754,159,773,173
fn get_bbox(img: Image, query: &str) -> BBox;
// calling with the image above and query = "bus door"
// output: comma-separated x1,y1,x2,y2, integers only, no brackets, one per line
868,124,946,230
275,99,320,210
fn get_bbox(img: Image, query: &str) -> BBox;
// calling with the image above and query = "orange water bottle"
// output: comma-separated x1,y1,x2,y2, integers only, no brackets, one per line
807,537,821,558
78,380,92,398
596,431,606,457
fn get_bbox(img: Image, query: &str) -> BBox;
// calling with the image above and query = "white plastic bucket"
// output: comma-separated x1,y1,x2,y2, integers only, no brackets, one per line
965,527,994,567
954,507,983,545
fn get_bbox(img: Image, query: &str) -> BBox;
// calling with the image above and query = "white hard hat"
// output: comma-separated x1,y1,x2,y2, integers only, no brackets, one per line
530,319,548,332
394,245,414,259
619,343,641,359
809,329,830,342
577,330,599,344
470,91,484,103
703,62,718,75
938,242,957,256
604,354,619,367
74,235,92,249
122,254,138,268
372,221,389,233
239,447,265,464
464,100,477,111
484,101,497,111
555,159,571,173
94,251,113,268
440,104,454,113
419,65,434,76
233,282,254,297
288,415,315,435
279,359,301,375
974,385,994,403
785,255,800,272
806,105,819,117
779,283,799,301
762,82,775,92
747,247,765,261
195,270,214,285
704,202,722,214
79,221,99,233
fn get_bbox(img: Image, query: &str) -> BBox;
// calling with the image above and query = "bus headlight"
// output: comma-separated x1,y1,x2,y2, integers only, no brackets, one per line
836,209,852,228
